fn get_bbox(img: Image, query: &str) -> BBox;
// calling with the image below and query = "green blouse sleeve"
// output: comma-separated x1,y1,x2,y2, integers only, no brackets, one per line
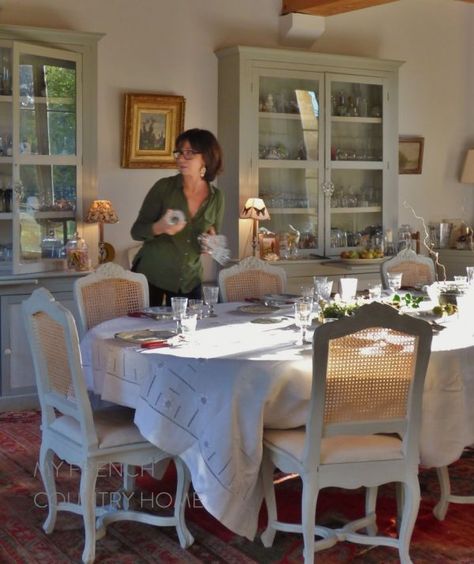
130,180,165,241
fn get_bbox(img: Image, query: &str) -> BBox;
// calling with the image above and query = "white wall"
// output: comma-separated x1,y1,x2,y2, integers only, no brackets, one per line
0,0,472,266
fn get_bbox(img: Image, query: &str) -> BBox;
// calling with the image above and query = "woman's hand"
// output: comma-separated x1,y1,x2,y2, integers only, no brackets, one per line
152,209,186,236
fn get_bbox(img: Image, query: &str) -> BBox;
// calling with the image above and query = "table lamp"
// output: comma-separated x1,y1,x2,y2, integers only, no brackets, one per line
461,149,474,184
240,197,270,256
85,199,119,264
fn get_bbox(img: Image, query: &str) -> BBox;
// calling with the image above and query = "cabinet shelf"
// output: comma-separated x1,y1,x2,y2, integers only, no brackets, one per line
331,160,383,170
259,159,319,168
331,116,382,124
20,210,75,220
0,156,13,164
0,212,12,220
268,208,317,215
331,206,382,214
259,111,306,120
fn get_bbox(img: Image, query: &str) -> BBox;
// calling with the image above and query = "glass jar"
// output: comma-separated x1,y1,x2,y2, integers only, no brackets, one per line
398,224,412,252
65,232,89,271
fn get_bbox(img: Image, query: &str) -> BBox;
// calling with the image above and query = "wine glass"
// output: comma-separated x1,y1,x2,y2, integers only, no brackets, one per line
387,272,403,295
294,298,313,345
203,285,219,317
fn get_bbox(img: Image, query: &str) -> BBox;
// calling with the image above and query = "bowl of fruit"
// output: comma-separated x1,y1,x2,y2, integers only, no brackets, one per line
339,248,386,264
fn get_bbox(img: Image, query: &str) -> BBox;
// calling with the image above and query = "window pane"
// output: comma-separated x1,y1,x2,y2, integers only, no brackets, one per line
19,54,76,156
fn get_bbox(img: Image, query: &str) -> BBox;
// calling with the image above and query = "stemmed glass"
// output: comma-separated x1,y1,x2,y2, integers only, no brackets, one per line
203,285,219,317
294,298,313,345
171,297,188,333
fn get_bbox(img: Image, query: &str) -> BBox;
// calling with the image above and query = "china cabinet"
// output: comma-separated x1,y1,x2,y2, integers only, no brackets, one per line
216,46,402,262
0,24,102,274
0,25,102,410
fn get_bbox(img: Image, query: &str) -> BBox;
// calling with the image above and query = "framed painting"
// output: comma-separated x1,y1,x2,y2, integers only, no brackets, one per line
399,136,424,174
121,93,185,168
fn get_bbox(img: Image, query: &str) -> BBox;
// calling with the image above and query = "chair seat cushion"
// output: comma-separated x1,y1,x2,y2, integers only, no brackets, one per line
50,406,148,449
264,428,403,464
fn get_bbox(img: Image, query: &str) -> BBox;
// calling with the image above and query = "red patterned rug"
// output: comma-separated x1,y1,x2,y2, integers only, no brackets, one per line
0,410,473,563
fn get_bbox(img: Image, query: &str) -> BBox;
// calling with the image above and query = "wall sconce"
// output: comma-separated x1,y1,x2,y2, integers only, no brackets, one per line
461,149,474,184
85,199,119,264
239,197,270,256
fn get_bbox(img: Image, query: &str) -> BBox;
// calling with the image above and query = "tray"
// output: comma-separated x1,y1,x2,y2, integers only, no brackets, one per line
340,257,386,265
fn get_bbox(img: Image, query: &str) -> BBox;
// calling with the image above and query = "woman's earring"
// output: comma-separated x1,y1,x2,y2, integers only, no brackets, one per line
200,166,206,178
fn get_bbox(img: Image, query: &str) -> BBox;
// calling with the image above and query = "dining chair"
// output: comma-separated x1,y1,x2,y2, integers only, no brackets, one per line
260,301,432,564
381,248,435,289
74,262,149,337
22,288,193,564
218,256,287,302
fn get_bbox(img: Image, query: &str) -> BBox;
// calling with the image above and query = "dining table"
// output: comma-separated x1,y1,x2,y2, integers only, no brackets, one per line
80,299,474,540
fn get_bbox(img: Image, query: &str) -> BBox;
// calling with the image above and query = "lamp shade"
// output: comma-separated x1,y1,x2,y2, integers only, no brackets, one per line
85,200,119,224
461,149,474,183
239,198,270,220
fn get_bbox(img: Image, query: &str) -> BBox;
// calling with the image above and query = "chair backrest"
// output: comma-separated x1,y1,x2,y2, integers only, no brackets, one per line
304,301,432,471
381,249,435,289
22,287,98,447
74,262,149,335
218,256,287,302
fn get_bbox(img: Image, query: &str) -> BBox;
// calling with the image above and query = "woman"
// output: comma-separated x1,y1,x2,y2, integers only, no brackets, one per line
130,128,224,306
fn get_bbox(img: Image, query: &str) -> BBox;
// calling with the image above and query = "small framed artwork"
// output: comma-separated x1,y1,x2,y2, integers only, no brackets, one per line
399,136,424,174
121,93,185,168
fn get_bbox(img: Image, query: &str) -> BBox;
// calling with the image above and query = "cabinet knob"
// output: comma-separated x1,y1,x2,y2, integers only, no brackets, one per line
4,348,11,355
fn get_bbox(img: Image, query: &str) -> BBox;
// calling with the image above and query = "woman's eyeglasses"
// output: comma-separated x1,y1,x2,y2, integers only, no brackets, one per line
173,149,201,160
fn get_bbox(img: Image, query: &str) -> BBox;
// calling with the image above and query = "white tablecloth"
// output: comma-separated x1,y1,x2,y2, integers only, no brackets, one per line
80,303,474,539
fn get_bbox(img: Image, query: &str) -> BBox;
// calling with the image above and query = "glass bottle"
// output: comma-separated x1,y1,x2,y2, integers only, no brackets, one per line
66,232,90,271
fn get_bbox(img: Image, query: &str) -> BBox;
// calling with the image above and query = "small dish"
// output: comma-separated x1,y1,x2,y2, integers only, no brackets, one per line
263,293,300,305
250,317,284,324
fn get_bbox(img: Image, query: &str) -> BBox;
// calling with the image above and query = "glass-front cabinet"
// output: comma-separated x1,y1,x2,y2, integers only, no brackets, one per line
0,25,100,275
216,46,401,260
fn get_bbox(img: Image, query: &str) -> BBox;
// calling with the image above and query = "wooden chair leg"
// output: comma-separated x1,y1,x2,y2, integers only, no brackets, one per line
39,444,58,534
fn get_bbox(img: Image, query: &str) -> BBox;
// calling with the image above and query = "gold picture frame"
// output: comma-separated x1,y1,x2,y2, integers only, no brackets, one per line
399,136,424,175
121,93,185,168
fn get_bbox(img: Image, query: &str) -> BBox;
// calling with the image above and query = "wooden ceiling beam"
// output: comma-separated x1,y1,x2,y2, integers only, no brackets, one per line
282,0,400,17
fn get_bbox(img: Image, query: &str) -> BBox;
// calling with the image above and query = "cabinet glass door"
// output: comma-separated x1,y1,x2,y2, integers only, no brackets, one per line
326,75,385,256
256,72,325,258
12,42,82,273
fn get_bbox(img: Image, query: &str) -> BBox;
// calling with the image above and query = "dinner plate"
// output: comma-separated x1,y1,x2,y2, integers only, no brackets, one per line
340,257,386,265
263,293,300,304
237,304,280,314
250,317,285,324
142,306,173,320
115,329,176,343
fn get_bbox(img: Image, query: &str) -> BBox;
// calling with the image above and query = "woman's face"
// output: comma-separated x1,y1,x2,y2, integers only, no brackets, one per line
175,140,205,179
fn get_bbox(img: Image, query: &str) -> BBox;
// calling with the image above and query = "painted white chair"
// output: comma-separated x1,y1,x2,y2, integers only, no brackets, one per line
22,288,193,564
260,301,432,564
218,256,287,302
381,248,435,289
74,262,149,337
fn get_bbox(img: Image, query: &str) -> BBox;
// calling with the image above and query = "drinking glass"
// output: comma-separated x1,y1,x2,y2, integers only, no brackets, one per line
203,285,219,317
368,282,382,300
454,275,468,286
171,297,188,333
386,272,403,294
188,299,204,319
466,266,474,285
294,298,313,345
180,313,198,342
314,279,333,303
339,277,358,302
